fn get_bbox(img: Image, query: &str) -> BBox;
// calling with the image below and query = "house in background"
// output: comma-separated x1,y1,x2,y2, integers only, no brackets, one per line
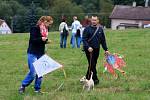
0,19,12,34
109,2,150,30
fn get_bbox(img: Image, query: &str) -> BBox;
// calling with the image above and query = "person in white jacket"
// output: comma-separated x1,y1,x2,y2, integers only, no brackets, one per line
59,19,69,48
71,16,82,48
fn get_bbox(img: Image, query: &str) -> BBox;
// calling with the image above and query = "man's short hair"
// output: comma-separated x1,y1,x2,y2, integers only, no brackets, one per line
91,15,98,19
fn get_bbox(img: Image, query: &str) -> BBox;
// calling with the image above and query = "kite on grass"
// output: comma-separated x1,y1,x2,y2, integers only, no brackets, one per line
103,53,126,79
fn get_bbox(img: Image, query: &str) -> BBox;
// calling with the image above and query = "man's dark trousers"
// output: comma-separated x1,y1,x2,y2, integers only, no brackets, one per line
85,48,100,81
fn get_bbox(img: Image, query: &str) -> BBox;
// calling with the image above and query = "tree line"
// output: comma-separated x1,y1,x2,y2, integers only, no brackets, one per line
0,0,148,33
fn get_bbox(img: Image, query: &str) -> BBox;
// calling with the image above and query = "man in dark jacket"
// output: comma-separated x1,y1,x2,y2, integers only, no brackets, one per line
82,15,109,84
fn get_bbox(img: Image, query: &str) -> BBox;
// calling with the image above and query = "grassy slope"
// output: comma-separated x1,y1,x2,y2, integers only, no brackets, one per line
0,29,150,100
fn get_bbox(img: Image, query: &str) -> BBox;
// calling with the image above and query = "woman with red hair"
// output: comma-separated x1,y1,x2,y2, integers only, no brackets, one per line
19,16,53,93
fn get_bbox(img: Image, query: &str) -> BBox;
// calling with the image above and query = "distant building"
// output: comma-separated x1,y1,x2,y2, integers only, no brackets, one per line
109,2,150,30
0,19,12,34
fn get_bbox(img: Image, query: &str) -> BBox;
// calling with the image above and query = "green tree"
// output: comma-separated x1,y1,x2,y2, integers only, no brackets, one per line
0,2,13,31
24,2,38,32
16,0,51,9
49,0,84,30
0,0,27,32
81,0,101,13
9,0,27,16
0,1,13,19
12,15,25,33
72,0,83,5
50,0,83,14
100,0,113,13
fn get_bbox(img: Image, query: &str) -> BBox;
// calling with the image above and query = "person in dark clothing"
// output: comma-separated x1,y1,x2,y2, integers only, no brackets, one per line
19,16,53,93
82,15,109,85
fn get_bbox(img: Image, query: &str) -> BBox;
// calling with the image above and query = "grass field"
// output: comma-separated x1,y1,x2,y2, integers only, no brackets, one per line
0,29,150,100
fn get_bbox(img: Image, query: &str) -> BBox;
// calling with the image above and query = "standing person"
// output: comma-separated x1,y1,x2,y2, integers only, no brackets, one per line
81,15,91,40
59,18,69,48
82,15,109,85
81,15,91,28
71,16,82,48
18,16,53,93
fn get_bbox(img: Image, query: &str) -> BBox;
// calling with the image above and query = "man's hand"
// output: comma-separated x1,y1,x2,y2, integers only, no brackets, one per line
105,50,110,56
42,37,47,41
88,47,93,53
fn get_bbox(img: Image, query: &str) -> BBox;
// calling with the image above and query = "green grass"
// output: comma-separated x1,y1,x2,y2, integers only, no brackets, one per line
0,29,150,100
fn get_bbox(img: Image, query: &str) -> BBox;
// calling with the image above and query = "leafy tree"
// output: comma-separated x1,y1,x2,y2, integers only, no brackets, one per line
12,1,39,33
0,0,27,32
0,1,14,30
12,15,25,33
0,1,13,18
50,0,83,14
100,0,113,13
81,0,101,13
72,0,83,5
24,2,38,32
49,0,84,30
16,0,51,9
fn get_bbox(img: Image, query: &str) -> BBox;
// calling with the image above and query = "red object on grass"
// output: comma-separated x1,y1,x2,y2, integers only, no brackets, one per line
104,53,126,75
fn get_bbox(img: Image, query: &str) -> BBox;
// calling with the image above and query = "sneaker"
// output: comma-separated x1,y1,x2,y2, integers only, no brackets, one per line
18,86,25,94
94,80,99,85
34,90,42,94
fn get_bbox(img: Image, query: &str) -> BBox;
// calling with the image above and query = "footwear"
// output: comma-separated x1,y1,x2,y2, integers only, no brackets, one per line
18,86,25,94
34,90,42,94
94,80,99,85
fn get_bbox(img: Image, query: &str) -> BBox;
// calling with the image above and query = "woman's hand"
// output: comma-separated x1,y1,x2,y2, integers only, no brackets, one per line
46,40,52,44
42,37,47,41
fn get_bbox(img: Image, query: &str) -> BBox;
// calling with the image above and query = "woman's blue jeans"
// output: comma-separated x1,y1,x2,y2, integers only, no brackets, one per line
22,53,43,91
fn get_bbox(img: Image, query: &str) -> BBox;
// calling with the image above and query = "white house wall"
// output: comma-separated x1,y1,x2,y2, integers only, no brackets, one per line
0,22,12,34
111,19,143,30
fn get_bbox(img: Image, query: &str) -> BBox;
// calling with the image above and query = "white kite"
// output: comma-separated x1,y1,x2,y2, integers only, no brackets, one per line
33,54,63,78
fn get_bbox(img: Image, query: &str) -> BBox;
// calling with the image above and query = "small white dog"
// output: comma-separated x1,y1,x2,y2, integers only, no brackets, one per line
81,72,94,91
